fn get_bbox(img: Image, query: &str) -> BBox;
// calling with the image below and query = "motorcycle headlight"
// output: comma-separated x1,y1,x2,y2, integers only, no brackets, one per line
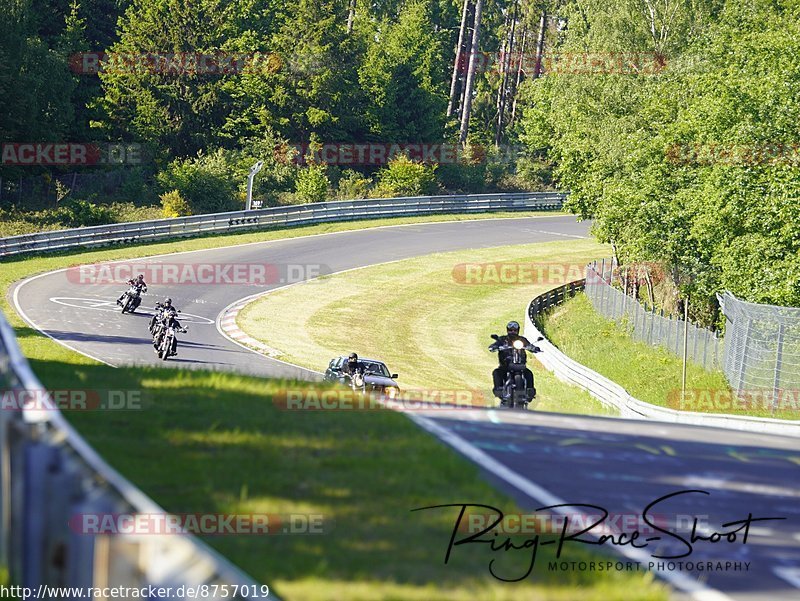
513,339,525,349
387,387,398,399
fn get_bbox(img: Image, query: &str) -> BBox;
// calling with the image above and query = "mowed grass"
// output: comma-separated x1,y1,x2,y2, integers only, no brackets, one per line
539,294,788,417
237,238,616,416
1,215,667,600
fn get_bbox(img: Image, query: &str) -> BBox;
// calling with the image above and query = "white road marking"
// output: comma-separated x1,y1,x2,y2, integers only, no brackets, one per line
48,297,215,325
774,567,800,589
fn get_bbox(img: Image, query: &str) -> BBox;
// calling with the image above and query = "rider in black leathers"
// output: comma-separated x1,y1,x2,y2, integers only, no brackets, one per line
340,352,366,377
152,298,180,351
490,321,538,401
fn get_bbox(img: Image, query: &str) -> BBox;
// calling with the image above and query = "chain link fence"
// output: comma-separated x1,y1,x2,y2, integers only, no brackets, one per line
718,291,800,401
584,261,723,371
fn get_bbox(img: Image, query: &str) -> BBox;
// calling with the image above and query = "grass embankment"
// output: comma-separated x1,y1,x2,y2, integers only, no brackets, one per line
541,294,793,418
237,238,615,417
1,214,666,600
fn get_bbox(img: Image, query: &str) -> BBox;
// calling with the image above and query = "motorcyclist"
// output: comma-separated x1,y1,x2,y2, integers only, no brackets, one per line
164,311,185,356
117,274,147,306
340,352,366,377
489,321,539,402
152,298,178,348
149,297,175,334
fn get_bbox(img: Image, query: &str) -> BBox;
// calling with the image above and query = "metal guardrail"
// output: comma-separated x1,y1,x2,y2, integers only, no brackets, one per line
0,309,272,597
525,272,800,438
0,192,565,258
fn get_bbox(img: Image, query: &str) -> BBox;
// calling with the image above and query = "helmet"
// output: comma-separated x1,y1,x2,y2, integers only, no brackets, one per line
164,298,172,307
506,321,520,335
348,352,358,363
137,274,144,280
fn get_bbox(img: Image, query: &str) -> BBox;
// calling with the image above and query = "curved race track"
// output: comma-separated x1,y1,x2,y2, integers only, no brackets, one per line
12,215,800,600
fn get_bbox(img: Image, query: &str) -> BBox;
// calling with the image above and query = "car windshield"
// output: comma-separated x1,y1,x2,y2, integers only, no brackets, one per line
362,361,390,377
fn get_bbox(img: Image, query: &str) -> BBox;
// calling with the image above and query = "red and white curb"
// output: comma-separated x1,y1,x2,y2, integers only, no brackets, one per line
217,299,283,358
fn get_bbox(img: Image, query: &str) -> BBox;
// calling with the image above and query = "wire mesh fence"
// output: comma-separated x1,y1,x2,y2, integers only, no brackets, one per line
584,260,723,371
718,291,800,402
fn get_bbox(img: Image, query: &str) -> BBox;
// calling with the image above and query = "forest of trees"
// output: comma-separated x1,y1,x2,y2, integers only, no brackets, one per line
1,0,799,315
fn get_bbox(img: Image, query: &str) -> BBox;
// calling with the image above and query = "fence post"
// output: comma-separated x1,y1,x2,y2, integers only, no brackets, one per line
772,323,785,412
736,319,752,396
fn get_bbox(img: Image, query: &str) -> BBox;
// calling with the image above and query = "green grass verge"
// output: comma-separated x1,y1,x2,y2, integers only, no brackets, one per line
236,239,616,417
1,213,667,600
541,294,794,419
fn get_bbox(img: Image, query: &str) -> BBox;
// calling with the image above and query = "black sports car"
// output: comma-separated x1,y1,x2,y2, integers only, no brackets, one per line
324,356,400,399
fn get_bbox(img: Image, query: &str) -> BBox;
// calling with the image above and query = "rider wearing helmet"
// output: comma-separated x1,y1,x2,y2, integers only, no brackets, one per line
152,298,179,348
490,321,537,401
340,352,365,377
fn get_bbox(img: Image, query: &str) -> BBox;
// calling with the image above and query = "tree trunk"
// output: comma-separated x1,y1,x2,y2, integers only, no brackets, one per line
533,8,547,78
495,1,518,146
509,27,527,126
459,0,484,145
447,0,471,117
346,0,356,33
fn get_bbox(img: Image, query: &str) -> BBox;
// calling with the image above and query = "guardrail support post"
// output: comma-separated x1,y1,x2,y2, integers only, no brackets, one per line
772,323,785,412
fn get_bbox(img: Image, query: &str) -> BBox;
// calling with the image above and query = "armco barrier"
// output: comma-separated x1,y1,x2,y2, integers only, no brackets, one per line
0,192,565,258
525,274,800,438
0,309,273,598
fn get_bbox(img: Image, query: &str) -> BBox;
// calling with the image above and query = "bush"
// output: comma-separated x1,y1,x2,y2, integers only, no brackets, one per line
56,198,114,227
294,164,330,203
372,155,438,198
160,190,192,217
157,149,240,215
335,169,372,200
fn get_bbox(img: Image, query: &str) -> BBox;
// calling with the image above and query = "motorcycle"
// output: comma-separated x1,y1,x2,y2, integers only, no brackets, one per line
156,320,188,360
151,308,180,339
489,334,543,409
119,285,146,314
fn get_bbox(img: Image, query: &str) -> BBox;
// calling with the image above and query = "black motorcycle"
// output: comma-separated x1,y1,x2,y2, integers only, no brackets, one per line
489,334,543,409
156,320,188,360
120,285,146,314
151,308,180,339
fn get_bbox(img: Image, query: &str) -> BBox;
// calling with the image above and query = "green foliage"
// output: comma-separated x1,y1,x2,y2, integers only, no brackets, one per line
160,190,192,217
517,0,800,314
56,198,114,227
373,154,438,197
294,164,330,203
156,150,240,215
358,1,449,141
335,169,372,200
